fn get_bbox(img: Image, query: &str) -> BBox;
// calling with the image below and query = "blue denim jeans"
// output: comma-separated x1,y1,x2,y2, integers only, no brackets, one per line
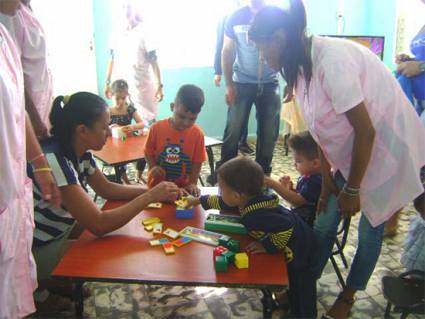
218,82,281,174
313,172,385,290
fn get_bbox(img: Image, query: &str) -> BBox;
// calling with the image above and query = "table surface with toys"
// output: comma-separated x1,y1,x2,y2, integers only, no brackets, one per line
52,187,288,317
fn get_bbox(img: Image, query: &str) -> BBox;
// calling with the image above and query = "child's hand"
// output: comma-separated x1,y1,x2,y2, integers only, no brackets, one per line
150,166,166,178
184,183,200,197
246,241,266,254
278,176,293,190
121,125,133,132
184,195,201,208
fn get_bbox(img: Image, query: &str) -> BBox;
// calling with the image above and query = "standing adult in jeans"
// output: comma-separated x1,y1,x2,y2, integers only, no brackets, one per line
213,7,255,156
208,0,281,185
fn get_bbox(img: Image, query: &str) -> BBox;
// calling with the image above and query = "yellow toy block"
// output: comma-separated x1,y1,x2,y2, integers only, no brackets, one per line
144,224,154,232
235,252,249,269
153,223,163,234
142,217,160,226
163,228,180,239
163,242,175,255
174,197,188,208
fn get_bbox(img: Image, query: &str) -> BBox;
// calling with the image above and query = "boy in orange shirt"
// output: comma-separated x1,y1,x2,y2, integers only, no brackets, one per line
145,84,207,196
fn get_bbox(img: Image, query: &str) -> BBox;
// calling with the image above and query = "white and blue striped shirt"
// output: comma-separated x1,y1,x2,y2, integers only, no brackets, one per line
29,139,97,246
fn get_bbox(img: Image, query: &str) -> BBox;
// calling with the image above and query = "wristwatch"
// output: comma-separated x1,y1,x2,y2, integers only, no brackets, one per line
420,62,425,73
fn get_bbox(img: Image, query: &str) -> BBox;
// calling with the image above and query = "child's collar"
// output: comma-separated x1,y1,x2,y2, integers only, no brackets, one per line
240,194,280,217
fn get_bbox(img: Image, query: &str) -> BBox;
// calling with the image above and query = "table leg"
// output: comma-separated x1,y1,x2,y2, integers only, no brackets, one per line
114,166,122,183
261,289,275,319
74,281,85,318
206,146,215,176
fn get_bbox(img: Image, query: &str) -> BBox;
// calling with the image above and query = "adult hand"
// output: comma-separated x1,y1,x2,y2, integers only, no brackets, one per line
397,60,423,77
148,181,179,202
150,166,166,179
337,191,361,218
184,183,200,197
104,84,112,99
34,171,61,208
395,53,411,64
155,86,164,102
225,84,236,107
246,241,266,254
214,74,222,87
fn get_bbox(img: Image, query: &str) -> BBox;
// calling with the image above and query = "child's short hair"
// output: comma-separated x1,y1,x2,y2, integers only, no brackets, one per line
111,79,129,94
288,131,318,160
414,192,425,215
218,157,264,197
175,84,205,114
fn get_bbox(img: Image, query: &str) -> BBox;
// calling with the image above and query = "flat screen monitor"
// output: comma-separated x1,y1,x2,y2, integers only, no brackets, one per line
326,35,385,61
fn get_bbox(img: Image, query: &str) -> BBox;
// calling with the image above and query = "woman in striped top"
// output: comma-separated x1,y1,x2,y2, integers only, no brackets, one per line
28,92,179,305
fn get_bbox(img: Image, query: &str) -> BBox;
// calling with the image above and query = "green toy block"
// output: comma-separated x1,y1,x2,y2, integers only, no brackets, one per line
215,255,228,272
204,213,248,234
226,239,240,252
218,235,232,247
222,250,235,264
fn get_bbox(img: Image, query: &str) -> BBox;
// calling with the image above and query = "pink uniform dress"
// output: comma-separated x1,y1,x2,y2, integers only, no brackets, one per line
0,5,53,130
111,24,158,121
295,36,425,227
0,24,37,319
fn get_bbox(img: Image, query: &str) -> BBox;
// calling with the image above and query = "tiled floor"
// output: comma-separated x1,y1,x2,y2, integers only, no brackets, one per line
42,140,424,318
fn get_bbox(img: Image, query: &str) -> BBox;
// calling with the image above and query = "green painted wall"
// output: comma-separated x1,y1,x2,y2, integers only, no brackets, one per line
92,0,398,138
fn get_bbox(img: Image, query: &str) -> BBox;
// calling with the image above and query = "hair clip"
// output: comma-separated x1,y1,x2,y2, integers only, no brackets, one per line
63,95,70,105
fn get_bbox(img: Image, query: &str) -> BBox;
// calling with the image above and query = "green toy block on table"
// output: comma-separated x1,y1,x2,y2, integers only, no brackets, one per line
215,255,228,272
222,250,235,264
218,235,231,247
226,239,240,252
204,213,247,234
235,252,249,269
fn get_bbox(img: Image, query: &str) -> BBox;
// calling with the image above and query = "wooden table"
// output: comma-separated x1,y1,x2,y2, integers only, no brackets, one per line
93,134,147,182
93,135,222,184
52,188,288,317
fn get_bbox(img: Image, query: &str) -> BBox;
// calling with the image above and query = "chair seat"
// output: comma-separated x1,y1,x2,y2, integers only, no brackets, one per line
382,275,425,309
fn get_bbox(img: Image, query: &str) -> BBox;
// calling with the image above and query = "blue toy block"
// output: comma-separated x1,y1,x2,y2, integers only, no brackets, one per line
176,207,193,219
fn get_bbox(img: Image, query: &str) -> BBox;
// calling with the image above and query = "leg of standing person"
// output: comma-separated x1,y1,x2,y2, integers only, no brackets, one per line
238,115,255,155
208,83,257,185
254,82,281,175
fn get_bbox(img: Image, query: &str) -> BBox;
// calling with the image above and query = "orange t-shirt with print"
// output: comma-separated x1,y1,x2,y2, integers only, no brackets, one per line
145,119,207,187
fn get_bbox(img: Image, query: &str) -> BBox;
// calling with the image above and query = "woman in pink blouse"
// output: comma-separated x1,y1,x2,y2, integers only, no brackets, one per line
249,1,425,318
0,1,60,318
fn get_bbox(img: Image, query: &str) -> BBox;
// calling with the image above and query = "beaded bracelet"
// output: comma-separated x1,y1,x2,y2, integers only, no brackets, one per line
341,187,360,196
33,167,52,173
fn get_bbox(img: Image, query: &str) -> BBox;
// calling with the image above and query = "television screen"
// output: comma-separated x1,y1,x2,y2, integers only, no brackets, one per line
326,36,385,60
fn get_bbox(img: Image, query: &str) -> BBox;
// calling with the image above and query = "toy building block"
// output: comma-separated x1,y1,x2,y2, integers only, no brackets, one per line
213,246,228,260
215,255,228,272
153,223,163,234
163,228,180,239
226,239,240,253
147,202,163,208
149,238,169,246
162,242,175,255
144,224,154,232
175,197,194,219
142,217,161,226
222,250,235,264
218,235,232,247
172,237,192,247
235,252,249,269
204,213,248,235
